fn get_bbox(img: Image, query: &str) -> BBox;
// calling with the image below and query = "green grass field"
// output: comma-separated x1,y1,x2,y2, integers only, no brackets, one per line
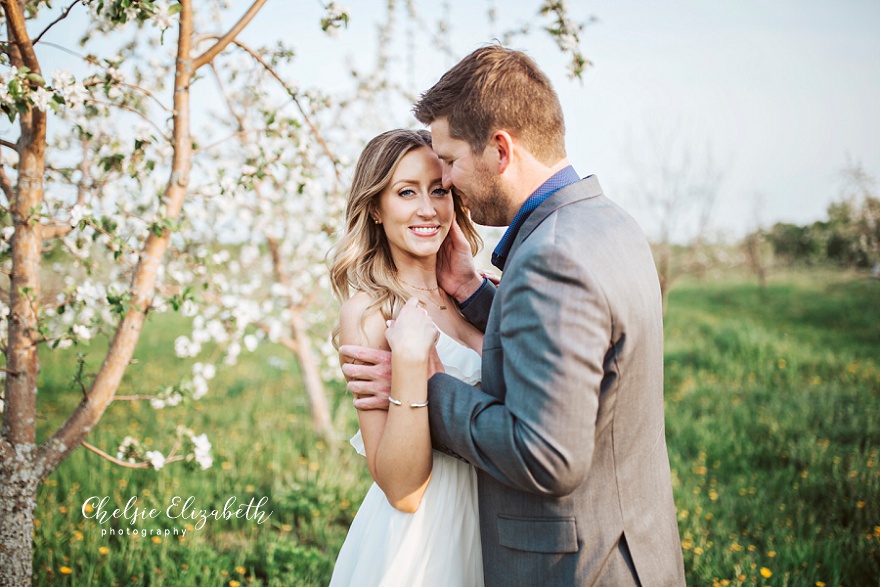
22,270,880,586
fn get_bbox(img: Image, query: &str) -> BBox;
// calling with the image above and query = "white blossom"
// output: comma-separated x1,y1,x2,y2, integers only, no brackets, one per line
145,450,166,470
190,433,213,470
30,87,53,111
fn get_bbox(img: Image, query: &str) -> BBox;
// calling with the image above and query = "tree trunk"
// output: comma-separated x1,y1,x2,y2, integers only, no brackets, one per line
0,448,38,587
290,310,334,441
1,0,47,583
266,237,335,441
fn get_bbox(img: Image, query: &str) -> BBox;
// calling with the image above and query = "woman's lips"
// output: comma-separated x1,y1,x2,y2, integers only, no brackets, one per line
409,225,441,237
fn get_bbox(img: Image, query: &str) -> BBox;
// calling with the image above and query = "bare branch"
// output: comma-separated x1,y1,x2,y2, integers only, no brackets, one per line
80,440,184,469
192,0,268,71
192,129,255,155
0,139,17,150
116,81,173,114
32,0,82,45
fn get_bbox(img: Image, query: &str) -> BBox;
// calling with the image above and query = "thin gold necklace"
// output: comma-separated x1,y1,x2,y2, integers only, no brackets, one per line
399,278,447,310
398,277,440,292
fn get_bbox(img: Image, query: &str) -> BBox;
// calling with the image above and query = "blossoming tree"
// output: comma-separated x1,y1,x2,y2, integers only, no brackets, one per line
0,0,587,583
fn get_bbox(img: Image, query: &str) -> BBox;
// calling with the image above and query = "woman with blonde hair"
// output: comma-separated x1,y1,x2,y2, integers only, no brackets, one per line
328,129,485,586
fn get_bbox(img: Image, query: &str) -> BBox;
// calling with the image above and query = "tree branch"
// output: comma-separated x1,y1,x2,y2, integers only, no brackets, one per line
0,139,17,150
35,0,198,479
113,394,162,402
0,162,15,204
3,0,41,73
80,440,184,469
32,0,82,46
85,99,171,143
226,39,341,181
191,0,268,71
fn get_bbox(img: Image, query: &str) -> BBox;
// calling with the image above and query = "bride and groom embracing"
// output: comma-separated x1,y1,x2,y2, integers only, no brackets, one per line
328,45,686,587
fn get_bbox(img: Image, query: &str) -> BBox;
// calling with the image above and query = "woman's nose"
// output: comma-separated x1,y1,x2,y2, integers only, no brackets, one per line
417,194,437,217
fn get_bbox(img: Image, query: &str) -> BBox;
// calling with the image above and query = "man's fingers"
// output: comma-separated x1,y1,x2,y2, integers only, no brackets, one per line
348,379,391,395
339,344,391,365
353,395,390,411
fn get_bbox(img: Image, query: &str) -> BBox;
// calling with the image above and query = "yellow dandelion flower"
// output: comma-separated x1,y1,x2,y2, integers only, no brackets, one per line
816,582,826,587
281,524,293,532
768,550,776,557
58,506,68,514
309,462,320,472
83,503,94,514
229,581,241,587
694,466,707,475
777,359,786,369
60,567,72,575
857,501,866,508
760,567,772,578
222,462,233,471
73,531,83,541
221,570,229,577
236,566,246,575
151,536,161,544
693,547,704,555
99,547,109,555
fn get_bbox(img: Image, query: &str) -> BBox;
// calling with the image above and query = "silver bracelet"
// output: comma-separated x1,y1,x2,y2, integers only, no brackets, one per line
388,396,429,408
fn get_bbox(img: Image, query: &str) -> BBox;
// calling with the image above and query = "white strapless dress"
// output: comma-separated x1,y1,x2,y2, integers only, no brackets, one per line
329,332,484,587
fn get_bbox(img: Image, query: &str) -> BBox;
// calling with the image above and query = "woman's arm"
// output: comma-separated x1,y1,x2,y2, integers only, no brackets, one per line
338,294,436,513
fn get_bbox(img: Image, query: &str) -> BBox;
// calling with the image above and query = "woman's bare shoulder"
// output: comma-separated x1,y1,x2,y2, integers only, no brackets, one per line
338,291,388,349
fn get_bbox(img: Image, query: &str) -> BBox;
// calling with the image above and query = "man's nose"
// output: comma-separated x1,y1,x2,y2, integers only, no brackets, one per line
441,163,453,190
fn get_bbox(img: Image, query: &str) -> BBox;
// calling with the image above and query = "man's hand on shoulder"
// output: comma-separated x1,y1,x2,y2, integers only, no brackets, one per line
339,345,392,410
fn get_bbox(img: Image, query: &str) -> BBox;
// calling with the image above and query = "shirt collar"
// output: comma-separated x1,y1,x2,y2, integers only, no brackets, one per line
491,165,580,270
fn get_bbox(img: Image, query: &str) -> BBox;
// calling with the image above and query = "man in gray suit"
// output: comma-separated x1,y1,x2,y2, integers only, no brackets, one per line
341,45,685,586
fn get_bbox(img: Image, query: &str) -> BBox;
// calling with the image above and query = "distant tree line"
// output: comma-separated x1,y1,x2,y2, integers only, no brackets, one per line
754,164,879,268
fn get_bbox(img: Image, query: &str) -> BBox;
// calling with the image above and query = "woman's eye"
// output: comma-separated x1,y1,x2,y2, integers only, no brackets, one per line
432,188,449,197
398,188,415,198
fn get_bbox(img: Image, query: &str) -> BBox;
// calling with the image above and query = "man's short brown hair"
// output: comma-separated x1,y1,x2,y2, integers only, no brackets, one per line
413,44,566,164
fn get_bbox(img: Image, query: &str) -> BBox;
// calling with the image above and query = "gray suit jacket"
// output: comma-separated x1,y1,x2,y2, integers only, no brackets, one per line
428,176,685,586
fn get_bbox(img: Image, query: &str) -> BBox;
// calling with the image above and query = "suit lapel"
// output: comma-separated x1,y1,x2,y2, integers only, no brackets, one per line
505,175,604,267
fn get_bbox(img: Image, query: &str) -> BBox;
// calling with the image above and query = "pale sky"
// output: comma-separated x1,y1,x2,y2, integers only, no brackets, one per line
16,1,880,241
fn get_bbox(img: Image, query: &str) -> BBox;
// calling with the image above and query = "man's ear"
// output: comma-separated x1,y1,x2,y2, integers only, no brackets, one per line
489,130,515,175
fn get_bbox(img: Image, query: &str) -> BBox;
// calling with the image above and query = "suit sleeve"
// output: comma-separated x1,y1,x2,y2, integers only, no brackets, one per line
458,279,496,333
428,241,611,496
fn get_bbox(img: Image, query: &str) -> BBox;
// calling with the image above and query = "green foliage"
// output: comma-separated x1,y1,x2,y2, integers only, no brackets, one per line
26,271,879,585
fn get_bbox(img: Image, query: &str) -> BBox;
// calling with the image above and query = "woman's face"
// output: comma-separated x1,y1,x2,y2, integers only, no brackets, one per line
375,146,453,264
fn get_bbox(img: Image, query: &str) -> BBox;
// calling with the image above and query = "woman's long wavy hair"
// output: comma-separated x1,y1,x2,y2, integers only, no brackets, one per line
329,129,481,345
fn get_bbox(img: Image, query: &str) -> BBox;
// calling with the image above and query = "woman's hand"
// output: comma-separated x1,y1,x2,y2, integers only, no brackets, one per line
384,297,439,361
